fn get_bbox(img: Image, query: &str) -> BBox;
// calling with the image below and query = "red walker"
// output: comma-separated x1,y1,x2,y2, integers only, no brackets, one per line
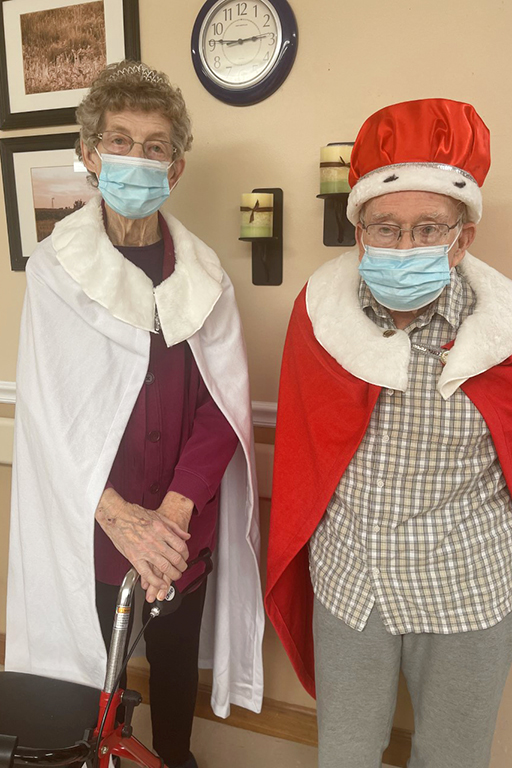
0,550,212,768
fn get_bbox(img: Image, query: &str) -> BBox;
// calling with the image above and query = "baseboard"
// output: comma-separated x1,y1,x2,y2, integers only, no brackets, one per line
0,636,411,767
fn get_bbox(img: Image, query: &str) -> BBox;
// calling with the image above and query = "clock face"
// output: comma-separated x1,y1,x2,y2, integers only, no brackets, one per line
199,0,283,90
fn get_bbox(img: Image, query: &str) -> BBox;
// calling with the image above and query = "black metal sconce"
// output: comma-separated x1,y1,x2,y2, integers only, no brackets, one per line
317,142,355,247
317,193,355,247
239,188,283,286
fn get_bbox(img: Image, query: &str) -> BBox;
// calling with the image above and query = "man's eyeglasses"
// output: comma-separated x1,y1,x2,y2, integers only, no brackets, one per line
362,219,462,247
95,131,176,162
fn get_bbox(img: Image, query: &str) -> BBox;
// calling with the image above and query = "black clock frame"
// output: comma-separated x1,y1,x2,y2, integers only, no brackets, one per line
191,0,298,106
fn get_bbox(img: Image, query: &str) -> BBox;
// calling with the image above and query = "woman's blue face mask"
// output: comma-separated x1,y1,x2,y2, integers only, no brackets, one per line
358,231,461,312
95,150,178,219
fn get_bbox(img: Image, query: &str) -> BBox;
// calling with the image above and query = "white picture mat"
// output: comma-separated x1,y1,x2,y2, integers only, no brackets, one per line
4,0,126,114
13,147,97,259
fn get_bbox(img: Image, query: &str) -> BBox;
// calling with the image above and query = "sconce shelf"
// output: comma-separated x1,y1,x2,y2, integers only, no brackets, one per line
238,236,279,243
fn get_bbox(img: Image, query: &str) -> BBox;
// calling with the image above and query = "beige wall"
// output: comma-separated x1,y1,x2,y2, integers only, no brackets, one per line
0,466,10,638
1,0,512,762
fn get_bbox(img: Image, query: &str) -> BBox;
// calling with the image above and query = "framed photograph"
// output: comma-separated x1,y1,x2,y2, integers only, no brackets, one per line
0,132,99,270
0,0,140,129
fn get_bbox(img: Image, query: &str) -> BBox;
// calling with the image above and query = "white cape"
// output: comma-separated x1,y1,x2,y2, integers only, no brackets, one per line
6,197,264,717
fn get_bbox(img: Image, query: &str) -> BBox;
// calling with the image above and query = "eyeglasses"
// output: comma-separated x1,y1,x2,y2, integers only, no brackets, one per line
362,219,462,247
95,131,176,162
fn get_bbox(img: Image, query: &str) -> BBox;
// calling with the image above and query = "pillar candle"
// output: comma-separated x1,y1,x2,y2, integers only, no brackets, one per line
320,143,354,195
240,193,274,238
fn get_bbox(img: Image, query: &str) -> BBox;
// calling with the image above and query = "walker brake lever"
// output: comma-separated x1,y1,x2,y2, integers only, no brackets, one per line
148,548,213,619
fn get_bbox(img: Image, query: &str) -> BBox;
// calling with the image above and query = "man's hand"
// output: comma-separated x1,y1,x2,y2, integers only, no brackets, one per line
95,488,191,602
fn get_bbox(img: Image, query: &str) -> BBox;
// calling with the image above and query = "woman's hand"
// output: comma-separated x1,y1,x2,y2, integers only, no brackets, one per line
95,488,191,601
141,491,196,603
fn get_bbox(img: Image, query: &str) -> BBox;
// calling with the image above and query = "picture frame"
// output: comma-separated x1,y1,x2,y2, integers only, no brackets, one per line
0,0,140,130
0,132,100,270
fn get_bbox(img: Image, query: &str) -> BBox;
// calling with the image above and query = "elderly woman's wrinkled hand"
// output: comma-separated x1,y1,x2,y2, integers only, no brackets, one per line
95,487,191,600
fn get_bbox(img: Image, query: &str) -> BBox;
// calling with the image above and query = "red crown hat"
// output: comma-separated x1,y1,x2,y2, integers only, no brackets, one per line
346,98,490,225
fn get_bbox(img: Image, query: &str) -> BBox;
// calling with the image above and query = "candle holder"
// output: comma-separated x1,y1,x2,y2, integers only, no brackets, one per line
239,188,283,286
317,142,355,247
317,193,355,247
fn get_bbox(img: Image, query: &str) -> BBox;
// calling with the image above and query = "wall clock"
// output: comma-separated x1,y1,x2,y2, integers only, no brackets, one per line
191,0,298,106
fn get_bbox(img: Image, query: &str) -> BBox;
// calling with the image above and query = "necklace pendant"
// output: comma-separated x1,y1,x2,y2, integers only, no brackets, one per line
411,342,449,366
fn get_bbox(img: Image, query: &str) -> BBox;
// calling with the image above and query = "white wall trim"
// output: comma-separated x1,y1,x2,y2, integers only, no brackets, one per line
0,382,16,404
0,381,278,427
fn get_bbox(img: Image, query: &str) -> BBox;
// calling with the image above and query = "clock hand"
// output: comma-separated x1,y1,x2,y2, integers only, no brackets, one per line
225,33,272,46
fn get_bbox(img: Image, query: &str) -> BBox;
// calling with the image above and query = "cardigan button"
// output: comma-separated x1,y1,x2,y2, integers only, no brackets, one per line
148,430,161,443
383,329,396,338
145,372,155,385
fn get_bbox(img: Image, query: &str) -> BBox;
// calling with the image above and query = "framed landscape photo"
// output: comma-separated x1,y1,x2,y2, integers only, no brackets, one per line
0,132,99,270
0,0,140,129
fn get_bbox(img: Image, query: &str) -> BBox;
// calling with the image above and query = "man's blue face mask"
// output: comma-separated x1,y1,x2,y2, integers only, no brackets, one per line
95,150,178,219
358,231,461,313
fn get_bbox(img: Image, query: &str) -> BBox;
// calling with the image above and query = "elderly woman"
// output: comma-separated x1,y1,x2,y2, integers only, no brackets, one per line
6,61,263,768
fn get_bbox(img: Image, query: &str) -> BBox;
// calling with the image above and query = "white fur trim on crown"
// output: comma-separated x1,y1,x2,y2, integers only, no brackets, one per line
347,163,483,225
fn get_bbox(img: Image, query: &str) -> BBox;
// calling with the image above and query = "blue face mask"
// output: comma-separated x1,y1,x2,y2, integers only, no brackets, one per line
96,152,173,219
358,240,457,312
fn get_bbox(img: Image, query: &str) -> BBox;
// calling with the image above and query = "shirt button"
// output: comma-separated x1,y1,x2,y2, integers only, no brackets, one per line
373,524,381,532
386,389,394,396
372,567,380,578
382,433,390,443
150,482,160,494
145,372,155,385
148,430,161,443
376,479,384,488
383,329,396,338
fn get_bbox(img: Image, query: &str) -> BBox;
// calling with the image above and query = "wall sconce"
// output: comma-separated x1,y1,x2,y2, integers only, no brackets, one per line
317,142,355,247
239,188,283,286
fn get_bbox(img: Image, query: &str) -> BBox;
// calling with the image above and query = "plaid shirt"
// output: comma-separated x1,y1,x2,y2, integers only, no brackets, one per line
309,268,512,634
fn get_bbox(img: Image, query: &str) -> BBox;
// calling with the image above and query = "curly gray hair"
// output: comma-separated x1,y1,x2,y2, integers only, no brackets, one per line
75,60,193,181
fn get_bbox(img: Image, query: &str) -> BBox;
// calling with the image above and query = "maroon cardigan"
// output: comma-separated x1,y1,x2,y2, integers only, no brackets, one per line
94,215,239,589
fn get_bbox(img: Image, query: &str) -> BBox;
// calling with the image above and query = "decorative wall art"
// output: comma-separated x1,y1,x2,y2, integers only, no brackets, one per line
0,132,99,270
0,0,140,129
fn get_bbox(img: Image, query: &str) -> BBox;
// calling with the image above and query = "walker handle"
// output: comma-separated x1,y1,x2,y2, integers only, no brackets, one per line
149,548,213,618
0,735,18,768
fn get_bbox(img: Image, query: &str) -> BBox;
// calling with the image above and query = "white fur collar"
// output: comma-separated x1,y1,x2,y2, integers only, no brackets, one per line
51,197,224,347
306,249,512,399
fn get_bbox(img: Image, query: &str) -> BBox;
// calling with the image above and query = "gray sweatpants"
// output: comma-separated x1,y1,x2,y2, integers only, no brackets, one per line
313,597,512,768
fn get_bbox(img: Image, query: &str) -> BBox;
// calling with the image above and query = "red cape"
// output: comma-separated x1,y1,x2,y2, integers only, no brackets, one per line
265,287,512,698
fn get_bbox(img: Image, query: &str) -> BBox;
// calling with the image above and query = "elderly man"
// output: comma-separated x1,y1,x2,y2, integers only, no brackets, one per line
266,99,512,768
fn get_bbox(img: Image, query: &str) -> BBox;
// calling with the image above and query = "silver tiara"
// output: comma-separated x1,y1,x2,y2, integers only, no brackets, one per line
108,63,164,85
